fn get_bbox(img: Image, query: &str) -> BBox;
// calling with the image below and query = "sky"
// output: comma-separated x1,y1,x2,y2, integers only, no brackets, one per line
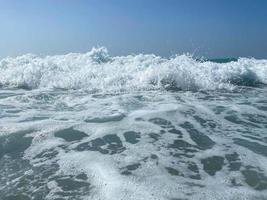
0,0,267,59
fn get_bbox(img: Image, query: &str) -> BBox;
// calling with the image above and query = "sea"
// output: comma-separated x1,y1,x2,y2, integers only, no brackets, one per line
0,47,267,200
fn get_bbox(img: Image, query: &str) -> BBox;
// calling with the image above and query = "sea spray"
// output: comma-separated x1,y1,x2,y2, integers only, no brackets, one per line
0,47,266,92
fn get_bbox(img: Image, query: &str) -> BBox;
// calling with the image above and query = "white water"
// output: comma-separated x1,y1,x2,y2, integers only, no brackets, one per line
0,48,267,200
0,47,266,92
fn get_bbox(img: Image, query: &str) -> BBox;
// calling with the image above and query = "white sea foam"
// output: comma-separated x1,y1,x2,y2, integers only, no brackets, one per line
1,48,267,200
1,87,267,199
0,47,266,92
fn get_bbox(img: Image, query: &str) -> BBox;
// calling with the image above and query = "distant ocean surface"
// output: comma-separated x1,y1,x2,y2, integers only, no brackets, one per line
0,48,267,200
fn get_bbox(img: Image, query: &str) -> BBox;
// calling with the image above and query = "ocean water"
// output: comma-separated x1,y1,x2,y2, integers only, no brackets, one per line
0,48,267,200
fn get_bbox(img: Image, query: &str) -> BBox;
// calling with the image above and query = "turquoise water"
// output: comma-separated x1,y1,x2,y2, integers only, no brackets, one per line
0,49,267,200
208,58,238,63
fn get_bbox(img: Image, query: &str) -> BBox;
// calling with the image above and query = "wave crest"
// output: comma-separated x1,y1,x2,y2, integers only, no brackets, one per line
0,47,266,92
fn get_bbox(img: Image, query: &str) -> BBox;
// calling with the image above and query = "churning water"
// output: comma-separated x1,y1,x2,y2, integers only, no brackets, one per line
0,48,267,200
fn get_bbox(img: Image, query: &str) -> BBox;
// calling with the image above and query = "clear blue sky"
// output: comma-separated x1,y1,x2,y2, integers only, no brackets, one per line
0,0,267,58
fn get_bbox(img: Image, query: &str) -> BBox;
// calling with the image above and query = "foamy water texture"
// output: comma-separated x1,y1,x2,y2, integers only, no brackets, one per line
0,48,267,200
0,47,267,91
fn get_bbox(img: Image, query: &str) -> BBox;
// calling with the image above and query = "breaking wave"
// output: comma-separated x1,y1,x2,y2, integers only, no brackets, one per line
0,47,266,92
